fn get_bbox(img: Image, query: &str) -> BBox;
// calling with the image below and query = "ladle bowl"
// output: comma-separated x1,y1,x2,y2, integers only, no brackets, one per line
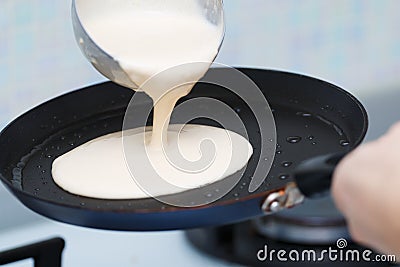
71,0,225,89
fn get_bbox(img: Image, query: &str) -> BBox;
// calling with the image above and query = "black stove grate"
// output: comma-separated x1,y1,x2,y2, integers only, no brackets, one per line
0,237,64,267
186,221,396,267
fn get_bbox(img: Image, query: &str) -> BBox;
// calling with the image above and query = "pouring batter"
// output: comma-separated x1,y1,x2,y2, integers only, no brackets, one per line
52,1,253,199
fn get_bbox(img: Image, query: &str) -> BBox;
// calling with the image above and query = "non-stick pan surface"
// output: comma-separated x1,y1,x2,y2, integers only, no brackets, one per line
0,68,367,231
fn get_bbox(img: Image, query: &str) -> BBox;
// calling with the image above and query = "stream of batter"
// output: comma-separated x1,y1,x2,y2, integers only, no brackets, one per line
52,1,253,199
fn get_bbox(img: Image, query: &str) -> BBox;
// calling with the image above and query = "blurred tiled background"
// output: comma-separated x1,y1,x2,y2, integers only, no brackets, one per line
221,0,400,92
1,0,400,130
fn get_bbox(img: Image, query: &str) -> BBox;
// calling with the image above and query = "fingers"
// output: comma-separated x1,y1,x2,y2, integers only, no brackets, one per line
331,142,376,216
331,121,400,257
387,121,400,135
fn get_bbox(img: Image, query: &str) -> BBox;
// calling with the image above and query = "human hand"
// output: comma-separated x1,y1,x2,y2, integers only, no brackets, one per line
332,121,400,259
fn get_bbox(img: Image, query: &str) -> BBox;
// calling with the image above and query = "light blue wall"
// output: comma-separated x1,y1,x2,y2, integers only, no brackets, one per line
217,0,400,92
1,0,400,129
0,0,104,130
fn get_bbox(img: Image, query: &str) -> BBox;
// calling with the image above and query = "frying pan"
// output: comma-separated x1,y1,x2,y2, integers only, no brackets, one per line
0,68,367,231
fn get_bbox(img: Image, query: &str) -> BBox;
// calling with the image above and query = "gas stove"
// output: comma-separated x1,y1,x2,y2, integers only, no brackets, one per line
0,208,395,267
0,219,236,267
186,197,396,266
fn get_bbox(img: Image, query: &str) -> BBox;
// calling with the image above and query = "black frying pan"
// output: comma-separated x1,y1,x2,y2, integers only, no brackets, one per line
0,68,367,231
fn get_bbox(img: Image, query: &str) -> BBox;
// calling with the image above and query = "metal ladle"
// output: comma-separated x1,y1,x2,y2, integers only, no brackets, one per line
71,0,225,89
71,0,138,89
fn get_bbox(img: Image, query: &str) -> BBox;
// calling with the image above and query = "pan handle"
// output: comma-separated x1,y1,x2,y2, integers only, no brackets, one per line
262,152,347,214
294,152,347,198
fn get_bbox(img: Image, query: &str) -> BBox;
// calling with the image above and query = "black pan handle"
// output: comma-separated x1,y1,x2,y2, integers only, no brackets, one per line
0,237,65,267
294,152,347,198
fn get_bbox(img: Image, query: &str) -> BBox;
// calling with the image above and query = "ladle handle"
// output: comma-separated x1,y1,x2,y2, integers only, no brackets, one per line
294,152,347,198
